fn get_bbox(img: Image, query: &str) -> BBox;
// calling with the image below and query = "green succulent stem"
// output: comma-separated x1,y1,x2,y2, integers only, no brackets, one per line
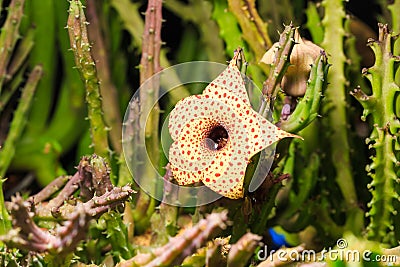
67,0,111,163
227,0,272,62
280,52,329,133
0,0,25,93
6,27,34,83
42,0,85,151
0,179,10,236
388,0,400,86
86,0,122,153
211,0,265,87
0,65,42,179
102,212,133,260
352,24,400,244
321,0,363,234
388,0,400,35
305,2,324,45
0,65,42,234
24,0,56,136
212,0,246,57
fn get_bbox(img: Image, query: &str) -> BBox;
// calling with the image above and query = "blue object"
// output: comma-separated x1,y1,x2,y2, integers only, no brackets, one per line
268,228,290,249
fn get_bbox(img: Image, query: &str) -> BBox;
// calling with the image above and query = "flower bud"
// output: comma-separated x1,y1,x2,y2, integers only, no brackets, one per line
261,30,322,97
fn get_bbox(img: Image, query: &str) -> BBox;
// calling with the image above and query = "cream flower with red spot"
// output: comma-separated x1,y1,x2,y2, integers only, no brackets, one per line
168,50,299,199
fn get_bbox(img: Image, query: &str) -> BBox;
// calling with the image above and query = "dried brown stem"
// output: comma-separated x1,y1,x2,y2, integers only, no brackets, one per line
28,175,70,205
117,211,229,267
139,0,163,143
131,0,164,229
78,154,113,201
1,181,133,254
46,172,81,215
33,155,119,217
227,232,262,267
262,24,296,98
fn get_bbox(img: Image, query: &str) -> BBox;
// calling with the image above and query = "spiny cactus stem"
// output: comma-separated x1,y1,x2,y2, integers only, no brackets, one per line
46,171,82,215
0,0,25,93
67,0,111,162
259,23,295,115
117,211,228,267
131,0,163,229
6,27,34,82
28,175,70,205
0,65,42,180
139,0,163,139
227,0,272,61
1,182,133,254
280,52,329,133
227,232,262,267
86,0,122,153
321,0,363,233
357,24,400,243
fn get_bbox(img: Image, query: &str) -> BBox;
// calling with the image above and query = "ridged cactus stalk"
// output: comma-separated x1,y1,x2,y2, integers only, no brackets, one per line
351,24,400,244
67,0,111,163
321,0,364,235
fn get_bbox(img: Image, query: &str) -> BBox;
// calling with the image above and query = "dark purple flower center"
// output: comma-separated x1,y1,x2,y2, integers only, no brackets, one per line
205,125,229,151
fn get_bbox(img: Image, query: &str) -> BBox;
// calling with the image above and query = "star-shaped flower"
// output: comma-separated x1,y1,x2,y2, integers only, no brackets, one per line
168,50,299,199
